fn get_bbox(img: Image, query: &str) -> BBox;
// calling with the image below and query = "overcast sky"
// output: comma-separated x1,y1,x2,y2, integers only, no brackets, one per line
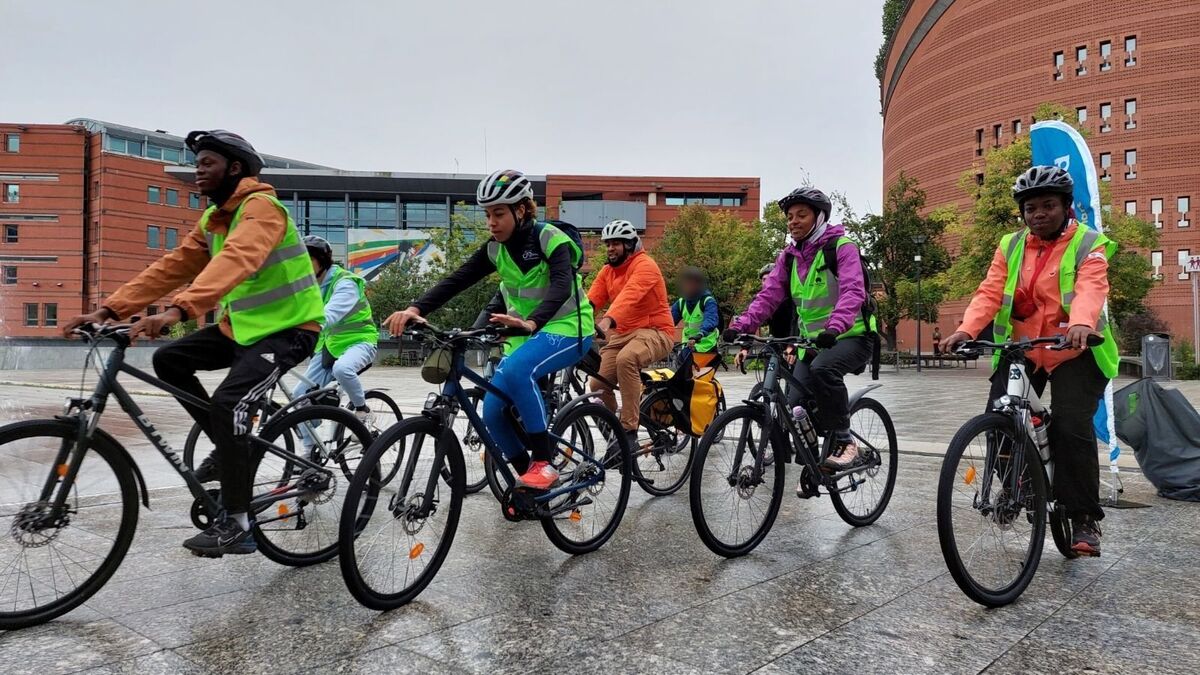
1,0,884,217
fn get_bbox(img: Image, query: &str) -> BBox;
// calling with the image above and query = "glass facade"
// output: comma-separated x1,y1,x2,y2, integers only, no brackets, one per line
353,201,399,228
664,194,743,207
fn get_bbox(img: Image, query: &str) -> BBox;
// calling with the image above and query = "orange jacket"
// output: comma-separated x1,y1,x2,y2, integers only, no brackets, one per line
104,177,320,339
958,223,1108,372
587,250,675,334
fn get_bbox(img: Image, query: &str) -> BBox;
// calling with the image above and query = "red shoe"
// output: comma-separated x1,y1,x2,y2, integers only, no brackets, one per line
516,461,559,490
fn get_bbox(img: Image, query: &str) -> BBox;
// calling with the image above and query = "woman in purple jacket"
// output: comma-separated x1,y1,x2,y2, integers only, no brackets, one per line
724,187,873,482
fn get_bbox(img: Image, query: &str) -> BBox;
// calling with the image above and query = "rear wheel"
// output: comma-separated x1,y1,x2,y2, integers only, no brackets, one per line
937,413,1047,607
184,400,281,473
456,389,489,494
631,390,695,497
0,420,139,630
826,397,898,526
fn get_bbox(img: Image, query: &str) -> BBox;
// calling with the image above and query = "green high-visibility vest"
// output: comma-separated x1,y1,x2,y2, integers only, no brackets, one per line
199,193,325,346
676,294,718,353
993,226,1120,378
315,264,378,358
789,237,875,339
486,223,594,349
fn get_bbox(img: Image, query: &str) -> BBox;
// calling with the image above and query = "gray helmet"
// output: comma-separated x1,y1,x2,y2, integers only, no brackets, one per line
185,129,264,176
759,264,774,278
476,169,534,207
303,235,333,270
778,187,832,220
1013,165,1074,205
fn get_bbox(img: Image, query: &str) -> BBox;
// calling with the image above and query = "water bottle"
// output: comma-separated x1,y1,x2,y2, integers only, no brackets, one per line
792,405,819,448
1031,415,1050,461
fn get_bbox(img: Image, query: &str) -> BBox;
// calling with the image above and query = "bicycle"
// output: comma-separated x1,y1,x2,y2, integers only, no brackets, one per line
337,323,632,611
0,324,378,630
936,335,1103,607
689,334,898,557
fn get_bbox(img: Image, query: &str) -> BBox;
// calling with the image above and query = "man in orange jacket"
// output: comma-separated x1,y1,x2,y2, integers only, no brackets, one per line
587,219,675,443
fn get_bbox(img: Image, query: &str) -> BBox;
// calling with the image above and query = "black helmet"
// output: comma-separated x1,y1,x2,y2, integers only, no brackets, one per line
303,235,333,271
1013,165,1074,206
778,187,832,220
185,129,265,177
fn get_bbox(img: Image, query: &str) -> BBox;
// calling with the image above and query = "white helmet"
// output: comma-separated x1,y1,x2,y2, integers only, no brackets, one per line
477,169,534,206
600,219,639,242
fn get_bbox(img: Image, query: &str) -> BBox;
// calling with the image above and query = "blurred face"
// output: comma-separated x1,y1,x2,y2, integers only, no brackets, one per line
1021,194,1068,239
786,203,819,241
485,204,522,242
680,277,702,297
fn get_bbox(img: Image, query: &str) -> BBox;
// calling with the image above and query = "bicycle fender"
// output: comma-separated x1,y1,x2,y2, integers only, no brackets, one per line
848,384,882,409
91,426,152,509
557,391,604,418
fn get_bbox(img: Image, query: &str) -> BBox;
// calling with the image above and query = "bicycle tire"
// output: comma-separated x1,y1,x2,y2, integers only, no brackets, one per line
1049,508,1079,559
688,405,786,558
183,400,282,472
338,416,465,610
364,390,403,433
250,405,377,567
0,419,140,630
540,402,632,554
827,397,898,527
936,413,1048,607
630,389,696,497
457,389,489,494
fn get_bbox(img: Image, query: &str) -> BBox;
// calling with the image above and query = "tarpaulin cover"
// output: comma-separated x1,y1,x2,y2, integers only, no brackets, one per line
1114,378,1200,501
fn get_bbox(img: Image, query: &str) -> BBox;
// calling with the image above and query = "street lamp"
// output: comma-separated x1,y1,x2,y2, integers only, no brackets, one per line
912,235,928,373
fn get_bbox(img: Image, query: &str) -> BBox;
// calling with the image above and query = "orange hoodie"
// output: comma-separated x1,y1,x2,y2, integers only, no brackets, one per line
958,223,1108,372
104,177,320,339
587,250,675,334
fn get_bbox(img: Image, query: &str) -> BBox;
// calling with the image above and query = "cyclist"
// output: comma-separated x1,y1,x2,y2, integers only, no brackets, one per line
62,130,324,557
382,169,593,490
586,219,676,445
292,235,379,427
724,187,874,477
671,266,720,369
943,165,1117,557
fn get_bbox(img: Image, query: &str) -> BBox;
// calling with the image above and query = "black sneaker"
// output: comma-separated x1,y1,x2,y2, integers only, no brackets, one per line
183,517,257,557
1071,517,1102,557
192,454,220,483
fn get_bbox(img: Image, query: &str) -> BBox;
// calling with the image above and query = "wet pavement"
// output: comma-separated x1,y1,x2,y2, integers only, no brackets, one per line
0,362,1198,674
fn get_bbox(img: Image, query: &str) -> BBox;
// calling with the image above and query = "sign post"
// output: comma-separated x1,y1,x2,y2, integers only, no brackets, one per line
1189,255,1200,365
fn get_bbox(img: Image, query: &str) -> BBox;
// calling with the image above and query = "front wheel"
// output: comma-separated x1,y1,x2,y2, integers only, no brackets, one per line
0,420,140,630
827,397,898,527
937,413,1047,607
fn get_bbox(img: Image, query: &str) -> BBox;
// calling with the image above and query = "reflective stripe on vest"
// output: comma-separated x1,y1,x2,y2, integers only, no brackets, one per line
992,227,1120,378
485,223,594,347
198,193,325,346
678,295,718,353
315,265,378,358
789,237,872,339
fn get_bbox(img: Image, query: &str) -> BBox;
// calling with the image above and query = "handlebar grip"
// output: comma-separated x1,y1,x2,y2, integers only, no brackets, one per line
1086,333,1105,348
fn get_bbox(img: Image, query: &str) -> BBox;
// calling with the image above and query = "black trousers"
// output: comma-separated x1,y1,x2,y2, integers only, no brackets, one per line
987,354,1109,521
787,335,873,433
152,325,317,513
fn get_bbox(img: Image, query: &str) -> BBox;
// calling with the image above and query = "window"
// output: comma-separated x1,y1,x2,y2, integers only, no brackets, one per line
42,303,57,328
4,184,18,203
2,266,15,284
1125,99,1137,129
1099,152,1111,180
975,173,985,186
147,185,161,203
165,188,178,206
1151,251,1163,268
189,192,201,209
993,124,1002,147
5,134,19,153
664,194,742,208
1152,198,1164,225
3,225,16,243
1053,51,1064,80
1076,106,1088,124
1100,41,1112,70
665,196,684,206
1125,200,1137,215
1125,36,1137,66
1012,119,1022,135
1075,45,1087,75
1180,196,1191,228
1100,102,1112,132
146,305,159,316
165,227,178,249
24,303,37,328
975,128,984,155
147,225,160,249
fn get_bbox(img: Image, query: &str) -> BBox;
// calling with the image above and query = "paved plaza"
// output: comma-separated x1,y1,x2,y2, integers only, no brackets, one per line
0,361,1198,674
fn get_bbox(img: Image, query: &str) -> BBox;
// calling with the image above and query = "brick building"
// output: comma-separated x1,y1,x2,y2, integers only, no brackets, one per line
881,0,1200,347
0,119,759,338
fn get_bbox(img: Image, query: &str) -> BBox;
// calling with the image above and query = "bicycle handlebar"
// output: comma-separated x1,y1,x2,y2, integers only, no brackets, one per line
955,333,1104,356
404,322,531,346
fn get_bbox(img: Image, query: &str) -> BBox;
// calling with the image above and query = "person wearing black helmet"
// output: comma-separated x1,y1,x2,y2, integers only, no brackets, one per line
62,129,325,557
943,165,1118,556
291,235,379,436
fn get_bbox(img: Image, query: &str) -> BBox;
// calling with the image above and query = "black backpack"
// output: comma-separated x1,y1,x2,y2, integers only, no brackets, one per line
818,238,882,380
541,220,586,270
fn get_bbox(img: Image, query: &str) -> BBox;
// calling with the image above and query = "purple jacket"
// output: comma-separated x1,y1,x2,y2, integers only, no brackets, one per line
731,224,867,336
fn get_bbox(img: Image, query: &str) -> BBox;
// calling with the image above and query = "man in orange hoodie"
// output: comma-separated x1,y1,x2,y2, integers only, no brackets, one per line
944,165,1115,557
63,131,324,558
587,219,675,442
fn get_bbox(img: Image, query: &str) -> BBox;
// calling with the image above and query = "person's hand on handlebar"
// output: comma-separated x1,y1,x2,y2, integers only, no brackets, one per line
1065,324,1100,350
942,330,972,353
128,307,182,340
383,306,424,337
489,313,535,334
62,308,116,338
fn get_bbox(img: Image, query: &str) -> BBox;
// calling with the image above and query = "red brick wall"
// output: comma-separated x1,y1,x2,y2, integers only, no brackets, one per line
883,0,1200,343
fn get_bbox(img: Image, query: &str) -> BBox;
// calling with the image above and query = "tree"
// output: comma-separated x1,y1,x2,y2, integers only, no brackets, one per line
874,0,907,105
945,102,1160,333
845,174,951,349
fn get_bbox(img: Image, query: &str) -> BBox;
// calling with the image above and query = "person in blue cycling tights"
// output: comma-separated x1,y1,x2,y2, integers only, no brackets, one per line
382,169,594,490
293,235,379,425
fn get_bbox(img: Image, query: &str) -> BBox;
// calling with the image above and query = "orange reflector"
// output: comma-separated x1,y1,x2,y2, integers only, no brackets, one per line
57,463,68,478
277,503,290,517
479,452,486,463
409,542,425,559
964,466,976,485
569,510,582,522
